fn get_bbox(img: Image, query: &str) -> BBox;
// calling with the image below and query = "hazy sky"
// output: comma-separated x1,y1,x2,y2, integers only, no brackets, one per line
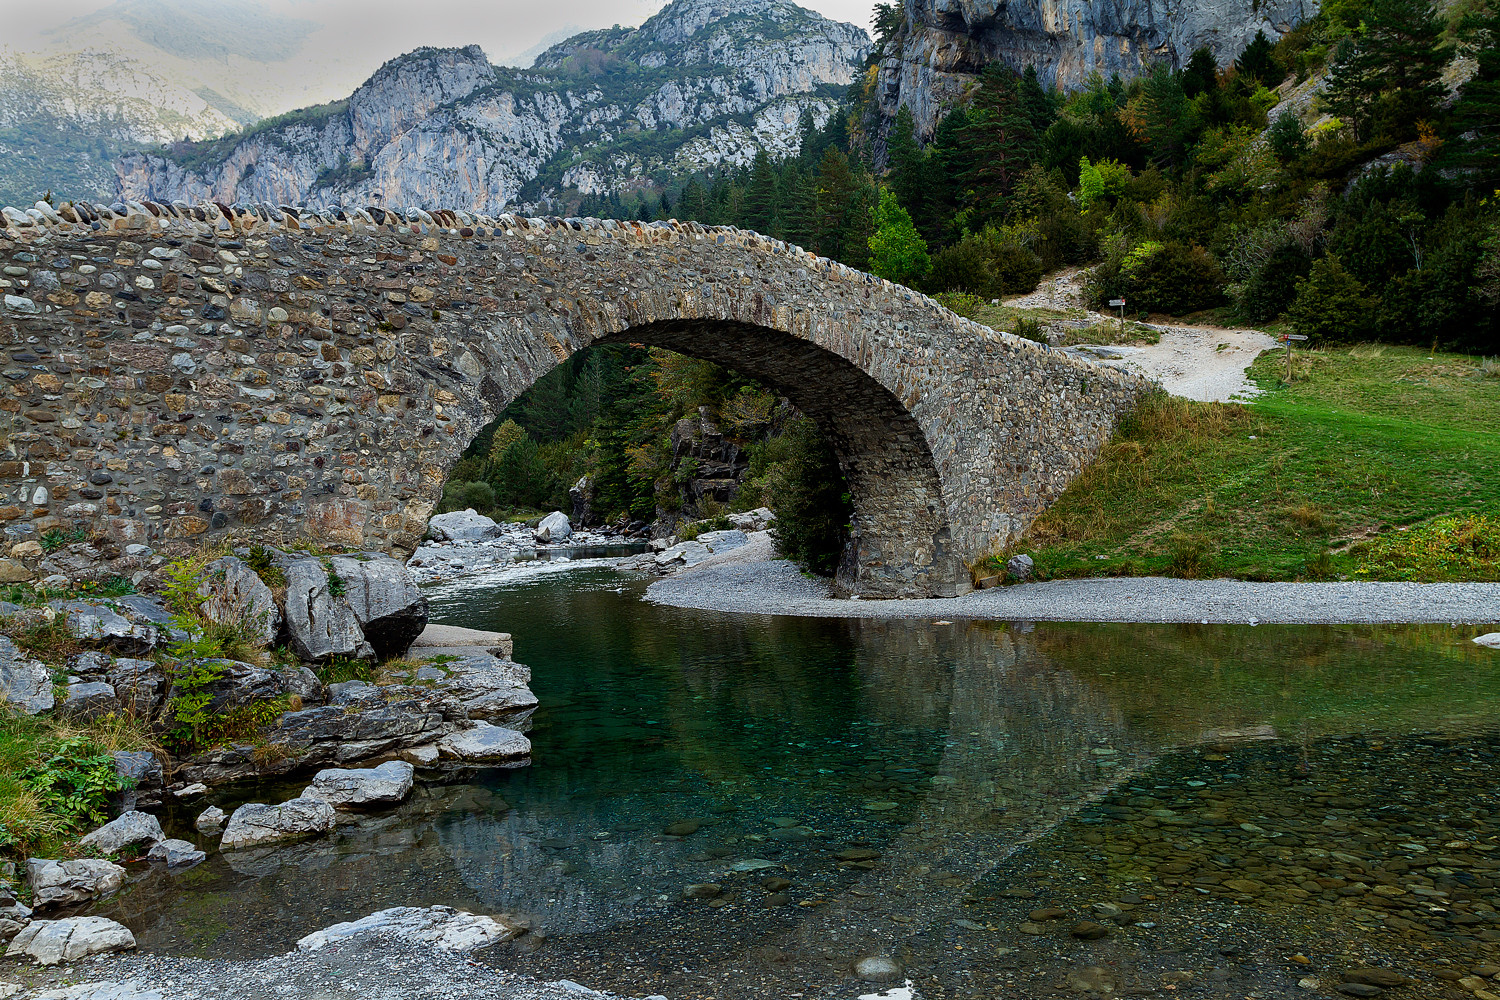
8,0,882,65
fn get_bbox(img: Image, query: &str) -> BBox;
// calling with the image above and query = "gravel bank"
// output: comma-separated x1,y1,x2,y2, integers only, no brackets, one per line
3,940,640,1000
647,537,1500,625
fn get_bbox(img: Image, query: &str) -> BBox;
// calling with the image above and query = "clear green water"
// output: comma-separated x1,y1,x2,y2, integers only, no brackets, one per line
95,567,1500,998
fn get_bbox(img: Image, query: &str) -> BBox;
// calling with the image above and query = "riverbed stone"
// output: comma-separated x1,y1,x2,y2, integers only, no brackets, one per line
296,905,525,954
77,811,164,855
854,956,903,982
1475,633,1500,649
0,637,54,715
198,556,281,647
220,797,337,850
195,806,227,835
301,760,415,810
5,916,135,965
25,859,127,909
1007,553,1035,580
146,839,207,868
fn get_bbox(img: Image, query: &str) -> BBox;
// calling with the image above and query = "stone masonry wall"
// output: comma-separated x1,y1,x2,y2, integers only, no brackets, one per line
0,199,1149,598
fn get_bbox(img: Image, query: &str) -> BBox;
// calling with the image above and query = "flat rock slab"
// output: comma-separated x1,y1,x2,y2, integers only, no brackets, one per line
146,839,206,868
436,723,531,766
296,905,524,954
220,797,337,850
301,760,415,810
1476,633,1500,648
6,916,136,964
412,624,513,657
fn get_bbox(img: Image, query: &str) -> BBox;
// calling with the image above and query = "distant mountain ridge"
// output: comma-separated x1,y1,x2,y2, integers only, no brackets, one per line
113,0,871,215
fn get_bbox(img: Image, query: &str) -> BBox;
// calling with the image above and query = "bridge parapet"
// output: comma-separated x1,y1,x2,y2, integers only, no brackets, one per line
0,199,1149,597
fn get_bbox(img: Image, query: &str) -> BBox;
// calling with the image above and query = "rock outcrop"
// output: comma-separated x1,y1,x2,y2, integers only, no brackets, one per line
76,810,164,855
876,0,1319,144
115,0,869,212
0,636,54,715
198,556,282,647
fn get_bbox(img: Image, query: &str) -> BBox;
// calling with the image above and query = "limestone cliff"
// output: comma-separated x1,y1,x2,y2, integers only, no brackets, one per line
877,0,1319,140
115,0,869,214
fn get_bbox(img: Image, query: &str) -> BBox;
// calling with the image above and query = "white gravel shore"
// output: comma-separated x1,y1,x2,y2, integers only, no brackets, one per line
646,534,1500,625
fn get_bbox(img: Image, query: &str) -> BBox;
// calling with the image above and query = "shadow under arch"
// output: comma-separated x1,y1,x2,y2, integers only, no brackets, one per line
564,320,970,599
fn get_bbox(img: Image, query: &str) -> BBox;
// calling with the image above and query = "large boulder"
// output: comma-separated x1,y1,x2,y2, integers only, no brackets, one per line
107,657,166,719
435,723,531,766
533,511,572,544
198,555,281,647
220,797,337,850
569,476,594,526
5,916,135,965
301,760,415,810
329,555,427,659
26,859,127,910
163,659,308,718
281,557,373,663
727,507,775,531
77,810,164,855
0,636,54,715
297,905,524,954
427,509,503,542
113,750,164,812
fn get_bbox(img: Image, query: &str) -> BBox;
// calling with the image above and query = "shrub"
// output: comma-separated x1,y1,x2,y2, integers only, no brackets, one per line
1287,256,1375,342
18,734,126,832
868,189,931,287
765,417,852,577
1077,156,1131,211
1267,112,1309,162
1121,241,1227,315
1352,515,1500,581
1238,243,1313,323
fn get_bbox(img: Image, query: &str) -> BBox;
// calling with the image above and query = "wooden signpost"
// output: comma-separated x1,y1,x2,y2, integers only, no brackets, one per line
1279,332,1308,382
1109,298,1126,340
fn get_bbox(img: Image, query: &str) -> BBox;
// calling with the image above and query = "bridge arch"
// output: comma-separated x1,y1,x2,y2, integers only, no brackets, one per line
0,203,1148,599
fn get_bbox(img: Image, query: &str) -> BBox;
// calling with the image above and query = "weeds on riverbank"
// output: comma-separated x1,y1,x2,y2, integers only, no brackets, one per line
991,345,1500,583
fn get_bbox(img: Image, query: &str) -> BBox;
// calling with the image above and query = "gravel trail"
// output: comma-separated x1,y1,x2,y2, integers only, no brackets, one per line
647,537,1500,625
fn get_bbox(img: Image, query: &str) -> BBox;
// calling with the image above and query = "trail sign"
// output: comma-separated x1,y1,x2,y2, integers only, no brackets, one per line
1279,333,1308,381
1109,299,1127,338
1108,299,1126,307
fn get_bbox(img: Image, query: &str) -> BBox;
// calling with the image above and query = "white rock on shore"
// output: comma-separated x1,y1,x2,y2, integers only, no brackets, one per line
6,916,136,965
1475,633,1500,648
26,859,127,909
436,723,531,765
77,810,164,855
295,905,524,954
427,509,504,542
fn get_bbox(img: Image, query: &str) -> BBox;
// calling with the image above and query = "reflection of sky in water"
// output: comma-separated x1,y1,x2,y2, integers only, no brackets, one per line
98,567,1500,970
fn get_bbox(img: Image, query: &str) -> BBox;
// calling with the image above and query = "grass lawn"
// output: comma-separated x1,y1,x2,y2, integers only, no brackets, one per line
987,344,1500,582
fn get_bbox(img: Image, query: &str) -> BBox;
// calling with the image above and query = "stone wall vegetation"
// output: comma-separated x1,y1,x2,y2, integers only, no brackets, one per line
0,196,1147,599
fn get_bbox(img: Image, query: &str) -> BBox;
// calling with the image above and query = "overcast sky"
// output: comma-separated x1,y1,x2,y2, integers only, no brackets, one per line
8,0,882,65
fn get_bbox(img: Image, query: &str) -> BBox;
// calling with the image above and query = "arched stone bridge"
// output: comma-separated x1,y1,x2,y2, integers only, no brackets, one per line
0,200,1147,598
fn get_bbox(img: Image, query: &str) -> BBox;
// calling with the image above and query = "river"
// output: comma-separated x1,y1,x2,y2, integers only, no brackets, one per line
94,561,1500,998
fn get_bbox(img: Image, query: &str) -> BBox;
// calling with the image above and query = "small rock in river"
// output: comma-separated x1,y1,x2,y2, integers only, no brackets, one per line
761,877,791,892
1071,921,1109,940
1335,986,1385,998
683,884,722,900
854,956,902,983
664,819,701,837
1344,969,1410,988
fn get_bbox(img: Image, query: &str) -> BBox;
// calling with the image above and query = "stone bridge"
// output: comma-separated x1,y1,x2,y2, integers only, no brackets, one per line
0,199,1147,598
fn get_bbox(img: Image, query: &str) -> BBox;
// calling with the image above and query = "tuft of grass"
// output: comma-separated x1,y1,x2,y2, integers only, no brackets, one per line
317,656,373,686
1481,357,1500,379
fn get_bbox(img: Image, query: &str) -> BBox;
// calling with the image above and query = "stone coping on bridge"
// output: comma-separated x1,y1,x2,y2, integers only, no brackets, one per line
0,197,1093,371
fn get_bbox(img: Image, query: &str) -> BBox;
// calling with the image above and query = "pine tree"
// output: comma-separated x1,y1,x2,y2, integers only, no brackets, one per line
742,150,780,234
1324,0,1445,142
780,163,819,249
1446,7,1500,185
1126,62,1198,168
886,106,928,232
1235,30,1278,86
962,64,1039,219
1180,47,1219,99
678,178,709,222
1018,65,1060,135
